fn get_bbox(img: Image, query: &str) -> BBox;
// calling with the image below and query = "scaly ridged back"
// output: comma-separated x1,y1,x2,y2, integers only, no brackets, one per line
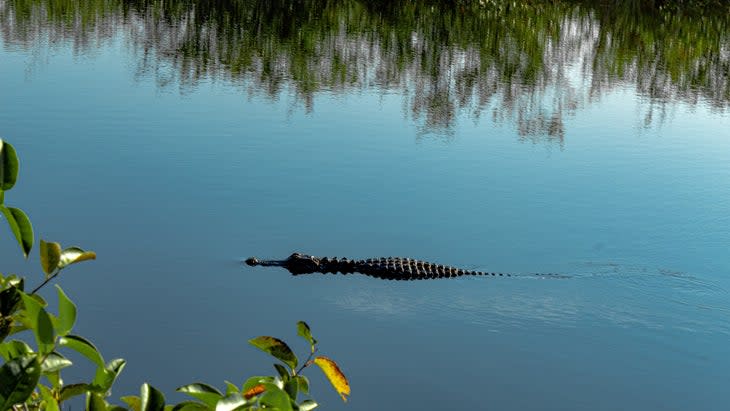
316,256,511,280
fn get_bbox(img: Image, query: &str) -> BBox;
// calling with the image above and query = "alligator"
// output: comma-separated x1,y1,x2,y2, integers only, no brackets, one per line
245,252,567,280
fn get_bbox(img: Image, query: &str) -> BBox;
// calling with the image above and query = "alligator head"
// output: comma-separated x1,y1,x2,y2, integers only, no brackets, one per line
245,252,321,275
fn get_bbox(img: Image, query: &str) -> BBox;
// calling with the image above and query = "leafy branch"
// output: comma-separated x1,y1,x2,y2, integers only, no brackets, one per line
0,139,350,411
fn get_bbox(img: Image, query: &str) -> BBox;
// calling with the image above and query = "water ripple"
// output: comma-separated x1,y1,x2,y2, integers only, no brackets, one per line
329,262,730,335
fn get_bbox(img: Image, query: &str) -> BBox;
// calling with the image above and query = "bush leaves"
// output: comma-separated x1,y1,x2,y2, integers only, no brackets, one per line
214,393,246,411
0,340,32,361
0,139,19,191
60,383,104,402
0,206,33,258
258,383,292,411
58,246,96,269
0,140,359,411
58,335,105,368
93,358,127,393
170,401,208,411
294,375,309,395
248,336,298,370
87,392,109,411
176,383,222,408
299,400,318,411
56,285,77,336
20,293,54,355
39,384,60,411
140,383,165,411
296,321,317,350
40,240,62,276
40,351,73,373
0,354,41,410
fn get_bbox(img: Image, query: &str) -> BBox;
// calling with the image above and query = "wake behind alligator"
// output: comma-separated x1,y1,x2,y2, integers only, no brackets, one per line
245,253,570,280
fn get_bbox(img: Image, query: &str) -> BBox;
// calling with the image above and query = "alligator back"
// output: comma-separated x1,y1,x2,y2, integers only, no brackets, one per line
245,253,516,280
319,256,511,280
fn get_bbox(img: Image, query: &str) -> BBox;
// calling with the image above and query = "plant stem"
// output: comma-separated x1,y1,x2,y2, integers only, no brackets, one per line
295,348,317,375
30,270,60,294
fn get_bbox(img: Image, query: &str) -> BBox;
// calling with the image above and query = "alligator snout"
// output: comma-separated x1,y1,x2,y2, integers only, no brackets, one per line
245,257,259,266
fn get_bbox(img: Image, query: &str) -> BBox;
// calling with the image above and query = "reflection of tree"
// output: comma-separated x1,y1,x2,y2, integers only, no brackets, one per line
589,7,730,110
1,0,728,140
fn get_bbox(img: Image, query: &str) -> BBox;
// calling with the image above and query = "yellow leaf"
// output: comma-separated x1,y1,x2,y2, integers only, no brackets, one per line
313,356,350,402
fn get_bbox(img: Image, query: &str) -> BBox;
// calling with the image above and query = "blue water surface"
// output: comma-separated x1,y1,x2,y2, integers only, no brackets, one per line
1,21,730,411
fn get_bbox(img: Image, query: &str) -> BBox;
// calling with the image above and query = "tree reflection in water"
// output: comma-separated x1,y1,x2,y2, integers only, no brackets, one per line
2,0,728,140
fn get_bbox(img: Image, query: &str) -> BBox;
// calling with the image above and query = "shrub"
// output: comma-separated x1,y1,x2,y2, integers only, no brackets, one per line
0,139,349,411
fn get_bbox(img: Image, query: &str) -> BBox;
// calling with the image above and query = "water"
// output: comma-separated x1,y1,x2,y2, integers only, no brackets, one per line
1,1,729,410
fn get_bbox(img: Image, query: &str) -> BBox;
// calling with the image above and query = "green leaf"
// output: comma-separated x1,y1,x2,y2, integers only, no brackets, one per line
141,383,166,411
20,293,55,355
274,363,290,381
121,395,141,411
296,321,316,350
0,206,33,258
88,392,109,411
0,191,3,205
45,370,62,389
313,356,350,402
258,383,292,411
1,276,23,290
40,240,62,276
224,381,240,395
215,393,247,411
248,336,298,370
0,318,11,345
283,378,298,401
109,407,129,411
92,358,126,392
29,293,47,307
39,384,60,411
176,383,222,408
58,335,105,367
0,285,22,316
242,376,281,402
0,354,41,410
294,376,309,395
41,351,73,373
298,400,318,411
0,139,19,191
47,311,60,335
7,324,29,337
60,383,100,402
0,340,32,361
171,401,209,411
0,287,22,343
58,247,96,269
61,384,106,401
55,285,77,336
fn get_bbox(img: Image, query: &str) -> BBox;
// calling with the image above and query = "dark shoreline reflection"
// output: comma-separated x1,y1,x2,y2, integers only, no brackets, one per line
2,0,728,139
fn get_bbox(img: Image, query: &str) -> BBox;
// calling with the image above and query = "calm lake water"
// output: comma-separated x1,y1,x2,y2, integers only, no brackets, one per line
1,1,729,409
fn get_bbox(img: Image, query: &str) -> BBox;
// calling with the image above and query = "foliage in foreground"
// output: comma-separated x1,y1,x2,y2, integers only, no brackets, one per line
0,138,350,410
